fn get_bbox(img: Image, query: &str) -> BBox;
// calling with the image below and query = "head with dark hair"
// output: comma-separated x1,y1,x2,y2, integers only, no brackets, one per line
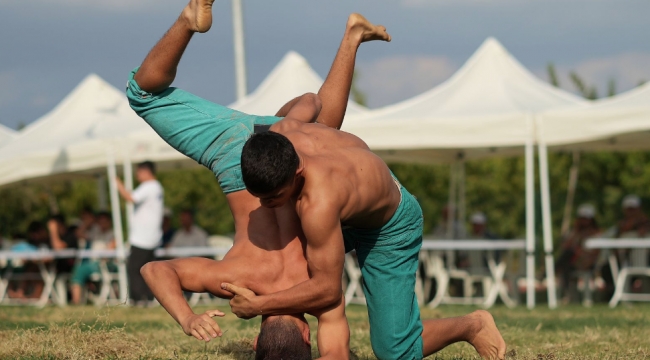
255,315,311,360
96,211,112,231
136,160,156,182
241,132,301,208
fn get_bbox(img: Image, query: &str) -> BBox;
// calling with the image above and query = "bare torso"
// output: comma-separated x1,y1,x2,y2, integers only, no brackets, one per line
220,191,310,296
272,120,401,229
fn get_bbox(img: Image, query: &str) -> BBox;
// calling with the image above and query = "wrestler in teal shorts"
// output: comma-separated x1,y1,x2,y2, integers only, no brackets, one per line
126,67,281,194
343,178,424,360
127,68,423,359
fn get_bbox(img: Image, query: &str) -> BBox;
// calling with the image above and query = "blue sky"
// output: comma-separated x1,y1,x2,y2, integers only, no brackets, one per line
1,0,649,129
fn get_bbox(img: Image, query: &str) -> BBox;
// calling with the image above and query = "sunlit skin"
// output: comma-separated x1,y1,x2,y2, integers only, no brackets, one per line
130,0,393,358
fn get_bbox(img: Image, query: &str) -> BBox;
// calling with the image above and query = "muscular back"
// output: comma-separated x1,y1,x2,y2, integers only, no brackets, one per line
273,119,401,229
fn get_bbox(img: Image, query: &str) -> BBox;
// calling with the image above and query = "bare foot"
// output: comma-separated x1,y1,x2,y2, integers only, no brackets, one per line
182,0,215,33
467,310,507,360
347,13,391,44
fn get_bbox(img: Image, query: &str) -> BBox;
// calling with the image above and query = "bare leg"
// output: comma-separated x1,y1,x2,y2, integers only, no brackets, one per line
71,284,82,305
422,310,506,360
134,0,215,93
276,14,390,129
316,13,390,129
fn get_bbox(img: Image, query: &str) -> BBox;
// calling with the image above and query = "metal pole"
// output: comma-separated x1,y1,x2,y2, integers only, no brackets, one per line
232,0,247,100
525,115,536,309
536,116,558,309
107,147,129,304
123,146,135,236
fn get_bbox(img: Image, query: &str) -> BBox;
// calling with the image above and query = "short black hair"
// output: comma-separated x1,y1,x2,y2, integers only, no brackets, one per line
256,318,311,360
50,214,66,225
137,161,156,175
241,132,299,195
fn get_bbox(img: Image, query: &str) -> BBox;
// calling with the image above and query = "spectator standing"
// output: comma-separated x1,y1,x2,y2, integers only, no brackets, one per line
169,209,208,247
116,161,163,305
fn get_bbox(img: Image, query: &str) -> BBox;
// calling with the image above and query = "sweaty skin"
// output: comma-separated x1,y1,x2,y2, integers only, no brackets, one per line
134,1,390,358
229,89,507,360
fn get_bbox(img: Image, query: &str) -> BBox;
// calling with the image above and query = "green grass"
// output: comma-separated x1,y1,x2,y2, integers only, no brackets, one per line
1,303,650,359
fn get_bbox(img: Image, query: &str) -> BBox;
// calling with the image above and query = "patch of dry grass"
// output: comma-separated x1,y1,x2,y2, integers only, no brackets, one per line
1,303,649,359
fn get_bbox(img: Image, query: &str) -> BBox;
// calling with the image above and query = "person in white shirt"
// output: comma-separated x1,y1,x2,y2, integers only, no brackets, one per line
116,160,164,305
169,209,208,248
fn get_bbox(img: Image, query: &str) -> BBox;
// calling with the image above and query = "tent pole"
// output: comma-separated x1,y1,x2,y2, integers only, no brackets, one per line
525,115,536,309
123,145,135,236
107,147,129,304
232,0,247,100
560,151,580,236
536,117,558,309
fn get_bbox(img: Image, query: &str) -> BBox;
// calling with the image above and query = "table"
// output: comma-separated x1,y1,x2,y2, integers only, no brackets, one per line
0,246,233,307
420,239,526,308
0,249,77,307
585,238,650,307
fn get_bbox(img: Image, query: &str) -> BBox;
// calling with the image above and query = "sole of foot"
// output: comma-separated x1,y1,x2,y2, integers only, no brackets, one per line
347,13,391,43
183,0,216,33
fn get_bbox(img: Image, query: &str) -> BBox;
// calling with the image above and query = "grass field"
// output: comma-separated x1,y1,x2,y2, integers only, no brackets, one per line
1,303,650,359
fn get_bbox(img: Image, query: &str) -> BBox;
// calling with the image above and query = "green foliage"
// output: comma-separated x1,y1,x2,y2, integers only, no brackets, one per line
546,63,560,88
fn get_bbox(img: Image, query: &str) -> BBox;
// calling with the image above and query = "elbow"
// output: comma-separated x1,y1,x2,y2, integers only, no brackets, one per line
303,92,322,112
320,283,342,308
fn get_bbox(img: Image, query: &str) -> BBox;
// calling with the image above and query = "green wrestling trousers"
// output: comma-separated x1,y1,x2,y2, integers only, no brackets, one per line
126,67,281,194
343,181,424,360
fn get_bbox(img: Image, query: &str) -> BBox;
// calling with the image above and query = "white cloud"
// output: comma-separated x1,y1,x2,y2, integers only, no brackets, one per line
356,55,457,108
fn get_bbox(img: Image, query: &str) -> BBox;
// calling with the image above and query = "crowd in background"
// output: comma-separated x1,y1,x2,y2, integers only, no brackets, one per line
1,157,649,306
1,162,211,305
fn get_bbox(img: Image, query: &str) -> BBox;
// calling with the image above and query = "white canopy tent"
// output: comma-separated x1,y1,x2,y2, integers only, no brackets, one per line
344,37,589,308
230,51,367,115
0,50,367,304
540,82,650,151
0,124,16,148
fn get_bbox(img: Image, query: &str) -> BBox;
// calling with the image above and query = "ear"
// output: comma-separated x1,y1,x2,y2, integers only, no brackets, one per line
253,334,259,351
295,162,304,177
301,325,311,346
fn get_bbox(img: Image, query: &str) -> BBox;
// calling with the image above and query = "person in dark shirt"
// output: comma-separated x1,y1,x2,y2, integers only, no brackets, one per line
47,214,79,273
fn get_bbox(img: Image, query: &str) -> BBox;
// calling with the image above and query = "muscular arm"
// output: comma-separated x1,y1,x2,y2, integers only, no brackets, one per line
141,257,237,338
312,295,350,360
245,202,345,315
275,93,322,124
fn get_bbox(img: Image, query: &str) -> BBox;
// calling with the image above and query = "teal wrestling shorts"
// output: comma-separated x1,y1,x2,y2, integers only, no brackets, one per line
126,67,282,194
343,178,424,360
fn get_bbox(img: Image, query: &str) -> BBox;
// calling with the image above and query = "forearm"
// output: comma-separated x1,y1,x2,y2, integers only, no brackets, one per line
141,262,196,325
275,96,302,117
257,277,341,315
49,234,67,250
115,179,133,203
